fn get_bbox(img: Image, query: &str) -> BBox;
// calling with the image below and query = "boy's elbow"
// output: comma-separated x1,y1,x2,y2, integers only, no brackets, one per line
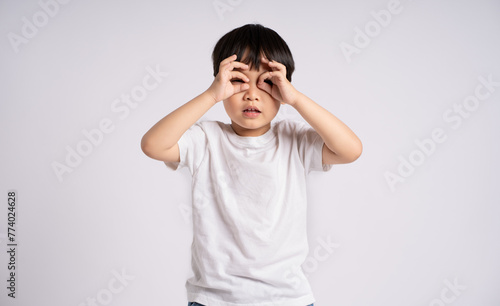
350,143,363,162
324,139,362,165
141,135,179,162
141,136,155,157
343,139,363,163
350,139,363,162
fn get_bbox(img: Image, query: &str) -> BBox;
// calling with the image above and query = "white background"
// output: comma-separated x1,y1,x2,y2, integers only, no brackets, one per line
1,0,499,305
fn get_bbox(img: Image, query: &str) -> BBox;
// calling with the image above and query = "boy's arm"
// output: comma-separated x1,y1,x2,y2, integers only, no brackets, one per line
141,55,249,162
291,93,362,164
141,91,216,162
258,57,362,165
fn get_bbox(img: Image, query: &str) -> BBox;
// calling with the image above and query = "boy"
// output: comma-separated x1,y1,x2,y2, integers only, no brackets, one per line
141,24,362,306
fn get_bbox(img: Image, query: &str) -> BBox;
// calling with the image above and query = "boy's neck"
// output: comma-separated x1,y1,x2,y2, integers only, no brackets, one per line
230,122,271,137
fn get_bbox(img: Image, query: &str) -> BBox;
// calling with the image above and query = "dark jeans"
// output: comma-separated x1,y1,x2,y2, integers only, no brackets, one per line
188,303,314,306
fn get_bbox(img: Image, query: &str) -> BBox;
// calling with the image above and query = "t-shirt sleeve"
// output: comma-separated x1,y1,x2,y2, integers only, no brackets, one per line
294,121,333,173
164,122,207,174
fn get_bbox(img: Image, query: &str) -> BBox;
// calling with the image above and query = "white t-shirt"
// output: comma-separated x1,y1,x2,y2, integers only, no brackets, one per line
166,120,332,306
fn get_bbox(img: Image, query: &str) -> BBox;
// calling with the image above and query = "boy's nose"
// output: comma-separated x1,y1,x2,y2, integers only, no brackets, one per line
243,83,260,101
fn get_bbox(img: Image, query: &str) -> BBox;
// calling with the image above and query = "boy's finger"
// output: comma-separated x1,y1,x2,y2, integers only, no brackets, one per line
261,56,284,71
220,61,248,74
257,71,272,84
257,81,272,95
219,54,238,67
233,83,250,93
268,60,286,73
263,70,287,85
260,56,274,71
229,71,250,82
229,61,249,71
260,55,270,64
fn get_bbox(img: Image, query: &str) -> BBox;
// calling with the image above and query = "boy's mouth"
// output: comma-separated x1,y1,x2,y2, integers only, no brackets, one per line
242,106,261,118
243,106,261,113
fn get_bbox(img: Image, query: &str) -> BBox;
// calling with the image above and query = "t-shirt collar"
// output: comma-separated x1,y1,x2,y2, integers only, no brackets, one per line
224,122,276,148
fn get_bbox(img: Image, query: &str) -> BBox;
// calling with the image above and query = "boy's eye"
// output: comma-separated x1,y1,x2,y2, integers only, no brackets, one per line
264,79,273,86
230,79,244,83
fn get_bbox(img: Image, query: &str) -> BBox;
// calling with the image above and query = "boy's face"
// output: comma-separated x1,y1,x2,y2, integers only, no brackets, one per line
223,62,280,137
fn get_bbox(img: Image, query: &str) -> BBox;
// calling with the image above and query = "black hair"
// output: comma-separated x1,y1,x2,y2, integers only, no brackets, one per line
212,24,295,82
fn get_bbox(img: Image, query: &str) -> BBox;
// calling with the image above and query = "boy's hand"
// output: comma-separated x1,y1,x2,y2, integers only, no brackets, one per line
207,54,250,103
257,56,299,106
